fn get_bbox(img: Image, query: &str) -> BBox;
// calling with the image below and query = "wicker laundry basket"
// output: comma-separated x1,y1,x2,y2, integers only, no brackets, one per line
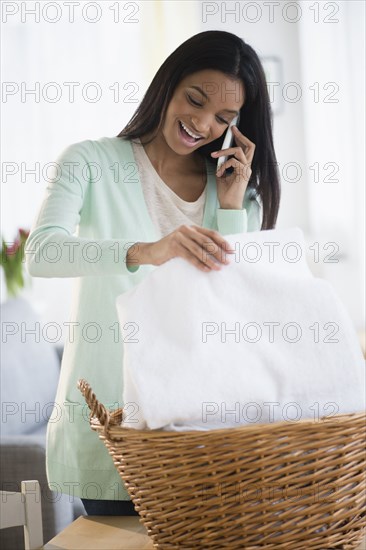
78,379,366,550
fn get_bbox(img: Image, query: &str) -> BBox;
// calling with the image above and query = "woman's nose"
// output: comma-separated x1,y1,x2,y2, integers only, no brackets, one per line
191,116,211,138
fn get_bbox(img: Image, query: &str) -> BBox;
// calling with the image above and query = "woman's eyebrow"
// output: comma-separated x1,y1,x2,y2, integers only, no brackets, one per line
188,85,239,114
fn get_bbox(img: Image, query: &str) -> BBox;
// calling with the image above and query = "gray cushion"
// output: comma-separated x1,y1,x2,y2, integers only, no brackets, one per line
1,297,60,436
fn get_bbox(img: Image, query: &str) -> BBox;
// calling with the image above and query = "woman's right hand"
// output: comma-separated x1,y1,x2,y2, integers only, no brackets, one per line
127,225,235,272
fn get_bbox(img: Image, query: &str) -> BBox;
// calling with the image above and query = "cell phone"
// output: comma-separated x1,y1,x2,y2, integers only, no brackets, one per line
217,114,240,171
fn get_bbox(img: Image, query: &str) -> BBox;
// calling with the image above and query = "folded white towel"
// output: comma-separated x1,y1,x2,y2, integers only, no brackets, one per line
116,227,365,431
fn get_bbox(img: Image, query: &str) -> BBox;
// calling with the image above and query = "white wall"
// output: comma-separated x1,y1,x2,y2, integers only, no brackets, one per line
297,0,365,329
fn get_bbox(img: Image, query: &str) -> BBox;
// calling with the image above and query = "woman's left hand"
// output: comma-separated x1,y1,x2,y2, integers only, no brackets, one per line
211,126,256,210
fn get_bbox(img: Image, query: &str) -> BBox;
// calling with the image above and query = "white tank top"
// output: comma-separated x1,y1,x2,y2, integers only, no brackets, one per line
131,138,207,238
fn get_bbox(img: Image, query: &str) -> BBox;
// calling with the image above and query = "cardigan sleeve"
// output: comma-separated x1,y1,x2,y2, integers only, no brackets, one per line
216,187,262,235
25,140,140,278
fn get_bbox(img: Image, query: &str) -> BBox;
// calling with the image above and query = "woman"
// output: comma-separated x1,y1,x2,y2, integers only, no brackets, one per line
25,30,280,516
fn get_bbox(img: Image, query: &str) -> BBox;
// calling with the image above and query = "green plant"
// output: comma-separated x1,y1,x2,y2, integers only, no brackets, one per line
1,228,31,298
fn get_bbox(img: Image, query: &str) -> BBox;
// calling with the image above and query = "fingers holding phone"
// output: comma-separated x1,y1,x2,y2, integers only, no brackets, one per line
212,118,256,209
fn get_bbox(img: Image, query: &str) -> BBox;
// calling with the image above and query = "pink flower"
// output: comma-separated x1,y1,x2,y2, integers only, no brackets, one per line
6,239,21,256
19,228,30,239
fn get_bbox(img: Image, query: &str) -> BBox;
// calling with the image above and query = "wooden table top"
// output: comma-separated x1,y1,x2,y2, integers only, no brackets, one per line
43,515,366,550
43,516,153,549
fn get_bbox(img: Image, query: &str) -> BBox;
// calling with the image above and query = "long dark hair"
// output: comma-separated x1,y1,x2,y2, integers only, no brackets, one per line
117,30,280,230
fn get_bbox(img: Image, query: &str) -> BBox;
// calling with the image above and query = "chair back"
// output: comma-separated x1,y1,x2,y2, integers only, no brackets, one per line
0,480,43,550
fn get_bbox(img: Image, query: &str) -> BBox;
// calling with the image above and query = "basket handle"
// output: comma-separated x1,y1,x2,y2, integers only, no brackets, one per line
77,378,110,427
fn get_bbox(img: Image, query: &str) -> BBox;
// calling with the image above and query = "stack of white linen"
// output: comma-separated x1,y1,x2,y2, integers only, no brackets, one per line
115,227,365,431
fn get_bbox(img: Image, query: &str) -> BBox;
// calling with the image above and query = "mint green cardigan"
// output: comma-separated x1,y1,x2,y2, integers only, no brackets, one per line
26,136,261,500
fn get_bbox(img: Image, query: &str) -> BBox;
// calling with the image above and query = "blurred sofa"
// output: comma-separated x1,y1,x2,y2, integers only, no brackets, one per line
0,296,84,548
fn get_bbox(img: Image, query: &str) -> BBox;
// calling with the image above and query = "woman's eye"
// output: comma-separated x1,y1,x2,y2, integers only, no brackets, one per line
187,94,201,107
217,117,229,125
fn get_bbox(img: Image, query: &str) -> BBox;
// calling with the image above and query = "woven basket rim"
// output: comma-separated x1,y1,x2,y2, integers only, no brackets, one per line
89,408,366,439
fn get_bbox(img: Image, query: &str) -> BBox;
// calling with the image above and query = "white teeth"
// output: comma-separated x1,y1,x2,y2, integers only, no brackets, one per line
180,120,201,139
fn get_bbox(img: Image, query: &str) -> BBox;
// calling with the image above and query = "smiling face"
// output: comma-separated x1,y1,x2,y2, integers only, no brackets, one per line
161,69,245,154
